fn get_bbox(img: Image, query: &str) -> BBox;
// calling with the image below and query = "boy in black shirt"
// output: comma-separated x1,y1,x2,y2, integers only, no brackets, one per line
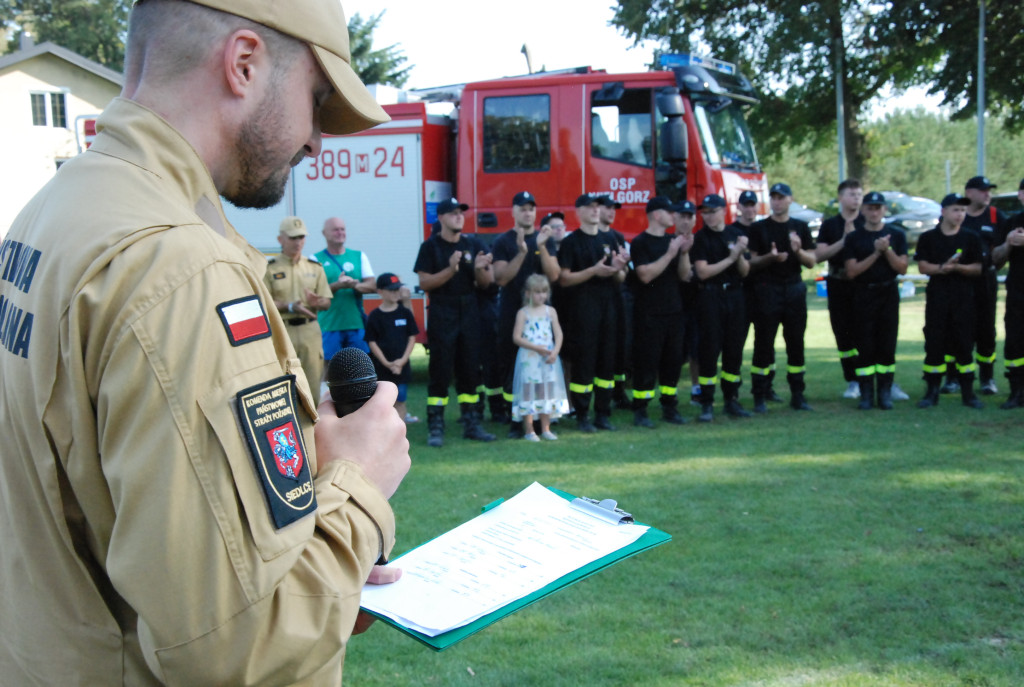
365,273,420,423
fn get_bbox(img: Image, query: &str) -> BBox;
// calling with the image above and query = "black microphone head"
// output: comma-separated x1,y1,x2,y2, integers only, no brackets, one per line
327,347,378,416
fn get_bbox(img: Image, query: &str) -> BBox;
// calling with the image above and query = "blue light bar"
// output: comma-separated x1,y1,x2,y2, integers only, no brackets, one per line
659,53,736,76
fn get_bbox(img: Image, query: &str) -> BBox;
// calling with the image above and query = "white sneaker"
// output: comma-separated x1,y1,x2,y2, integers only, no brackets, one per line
980,379,999,395
842,381,861,399
524,432,540,442
890,383,910,401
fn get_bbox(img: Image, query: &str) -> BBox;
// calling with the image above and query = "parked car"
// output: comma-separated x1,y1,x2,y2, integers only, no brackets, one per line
990,192,1021,215
874,191,941,247
788,201,823,234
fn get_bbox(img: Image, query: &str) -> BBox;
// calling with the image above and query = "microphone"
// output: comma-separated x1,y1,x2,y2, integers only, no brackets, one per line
327,347,378,417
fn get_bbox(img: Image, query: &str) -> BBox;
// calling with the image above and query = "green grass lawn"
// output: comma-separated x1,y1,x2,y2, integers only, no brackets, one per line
344,284,1023,686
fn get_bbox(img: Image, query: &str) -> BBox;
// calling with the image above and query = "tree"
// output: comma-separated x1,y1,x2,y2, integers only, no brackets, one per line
611,1,946,183
347,11,410,88
2,0,130,68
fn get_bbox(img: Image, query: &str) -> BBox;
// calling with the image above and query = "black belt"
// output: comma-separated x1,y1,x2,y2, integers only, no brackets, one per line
284,318,313,326
700,282,742,291
865,280,896,290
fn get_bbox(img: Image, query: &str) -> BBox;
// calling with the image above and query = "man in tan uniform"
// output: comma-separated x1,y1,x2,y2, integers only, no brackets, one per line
265,216,333,405
0,1,409,685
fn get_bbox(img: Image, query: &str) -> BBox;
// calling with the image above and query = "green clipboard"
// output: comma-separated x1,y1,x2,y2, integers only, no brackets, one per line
360,485,672,651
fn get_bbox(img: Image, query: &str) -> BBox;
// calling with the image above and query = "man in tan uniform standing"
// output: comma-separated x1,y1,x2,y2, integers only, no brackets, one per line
0,1,409,685
265,216,333,405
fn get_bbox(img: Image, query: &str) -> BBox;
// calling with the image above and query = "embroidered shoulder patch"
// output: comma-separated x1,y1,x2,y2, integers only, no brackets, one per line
217,295,271,346
236,375,317,528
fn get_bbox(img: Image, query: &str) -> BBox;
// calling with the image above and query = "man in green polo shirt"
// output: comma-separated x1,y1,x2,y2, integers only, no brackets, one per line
316,216,376,359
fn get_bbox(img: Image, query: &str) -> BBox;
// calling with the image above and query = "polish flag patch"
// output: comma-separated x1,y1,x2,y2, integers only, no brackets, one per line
217,295,271,346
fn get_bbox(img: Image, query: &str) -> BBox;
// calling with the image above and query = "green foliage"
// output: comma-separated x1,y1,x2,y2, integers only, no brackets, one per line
1,0,130,67
764,108,1024,211
348,11,411,88
345,295,1024,685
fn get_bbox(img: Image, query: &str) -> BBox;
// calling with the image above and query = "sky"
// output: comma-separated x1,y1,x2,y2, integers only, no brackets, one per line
342,0,943,115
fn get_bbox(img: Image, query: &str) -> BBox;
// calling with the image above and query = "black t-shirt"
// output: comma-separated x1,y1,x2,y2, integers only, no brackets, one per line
557,228,622,300
364,304,419,384
841,224,908,283
413,233,487,298
630,231,682,315
961,205,1008,262
691,225,747,287
995,212,1024,294
749,216,815,283
914,227,983,292
817,213,866,274
492,228,556,319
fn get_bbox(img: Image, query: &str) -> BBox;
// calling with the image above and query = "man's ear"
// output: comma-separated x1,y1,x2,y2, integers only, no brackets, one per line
223,29,264,97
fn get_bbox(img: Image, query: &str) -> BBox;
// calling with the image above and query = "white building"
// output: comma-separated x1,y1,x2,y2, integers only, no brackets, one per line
0,40,123,238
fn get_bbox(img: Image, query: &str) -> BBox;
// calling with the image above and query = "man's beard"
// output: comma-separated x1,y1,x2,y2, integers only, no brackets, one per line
226,95,298,210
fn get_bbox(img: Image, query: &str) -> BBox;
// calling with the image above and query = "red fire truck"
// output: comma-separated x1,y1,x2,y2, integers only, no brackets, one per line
219,55,768,329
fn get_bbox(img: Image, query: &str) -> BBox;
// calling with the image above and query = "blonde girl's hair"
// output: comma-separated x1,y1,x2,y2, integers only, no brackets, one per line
522,273,551,306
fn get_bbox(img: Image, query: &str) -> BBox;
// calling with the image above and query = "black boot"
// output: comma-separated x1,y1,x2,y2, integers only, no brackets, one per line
766,369,783,402
593,413,617,431
857,377,875,410
461,404,497,441
876,381,894,410
752,395,767,414
633,407,655,428
979,362,997,395
698,403,714,422
1000,375,1024,409
917,374,941,408
724,397,751,418
426,406,445,448
960,373,984,410
661,404,687,424
489,395,511,424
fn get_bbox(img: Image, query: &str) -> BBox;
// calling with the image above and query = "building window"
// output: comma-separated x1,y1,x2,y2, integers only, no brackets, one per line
482,95,550,173
30,91,68,128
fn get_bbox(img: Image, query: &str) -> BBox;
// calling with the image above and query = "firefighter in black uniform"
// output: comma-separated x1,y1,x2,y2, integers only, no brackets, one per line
748,182,817,412
992,179,1024,408
492,191,561,435
958,175,1009,395
842,191,908,410
629,196,693,428
815,179,866,399
598,196,632,408
914,194,985,409
414,197,497,446
692,194,752,422
559,194,630,431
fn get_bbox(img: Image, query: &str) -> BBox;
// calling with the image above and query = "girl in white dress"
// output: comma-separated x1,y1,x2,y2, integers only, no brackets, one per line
511,274,569,441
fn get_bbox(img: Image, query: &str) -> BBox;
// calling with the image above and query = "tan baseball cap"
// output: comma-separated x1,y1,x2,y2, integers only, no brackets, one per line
280,216,308,237
190,0,389,135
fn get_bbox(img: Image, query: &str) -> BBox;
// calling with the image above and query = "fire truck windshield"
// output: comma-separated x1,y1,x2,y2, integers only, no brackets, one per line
693,100,759,171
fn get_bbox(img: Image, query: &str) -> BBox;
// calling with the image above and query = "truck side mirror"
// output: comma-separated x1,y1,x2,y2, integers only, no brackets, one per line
660,117,687,163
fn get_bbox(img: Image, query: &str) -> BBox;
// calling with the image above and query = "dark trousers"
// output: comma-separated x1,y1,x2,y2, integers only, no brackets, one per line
974,268,998,365
564,291,618,415
924,284,975,374
631,309,685,409
1005,288,1024,379
827,277,859,382
426,296,482,404
697,286,747,402
853,281,899,376
751,281,807,393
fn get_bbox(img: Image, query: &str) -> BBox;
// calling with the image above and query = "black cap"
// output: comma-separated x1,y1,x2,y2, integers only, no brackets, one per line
965,176,997,191
575,193,602,208
645,196,673,213
376,273,404,290
672,200,697,214
512,191,536,206
769,182,793,197
699,194,727,209
437,198,469,215
738,190,758,206
540,211,565,226
941,193,971,208
863,191,886,205
598,196,622,209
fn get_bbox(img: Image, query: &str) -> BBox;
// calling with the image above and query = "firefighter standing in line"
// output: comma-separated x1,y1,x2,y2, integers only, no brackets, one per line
264,217,333,407
748,182,818,412
692,194,752,422
559,194,630,432
955,175,1009,395
597,195,633,408
629,196,693,428
492,191,560,436
914,194,986,410
842,192,908,410
414,198,497,446
992,179,1024,408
